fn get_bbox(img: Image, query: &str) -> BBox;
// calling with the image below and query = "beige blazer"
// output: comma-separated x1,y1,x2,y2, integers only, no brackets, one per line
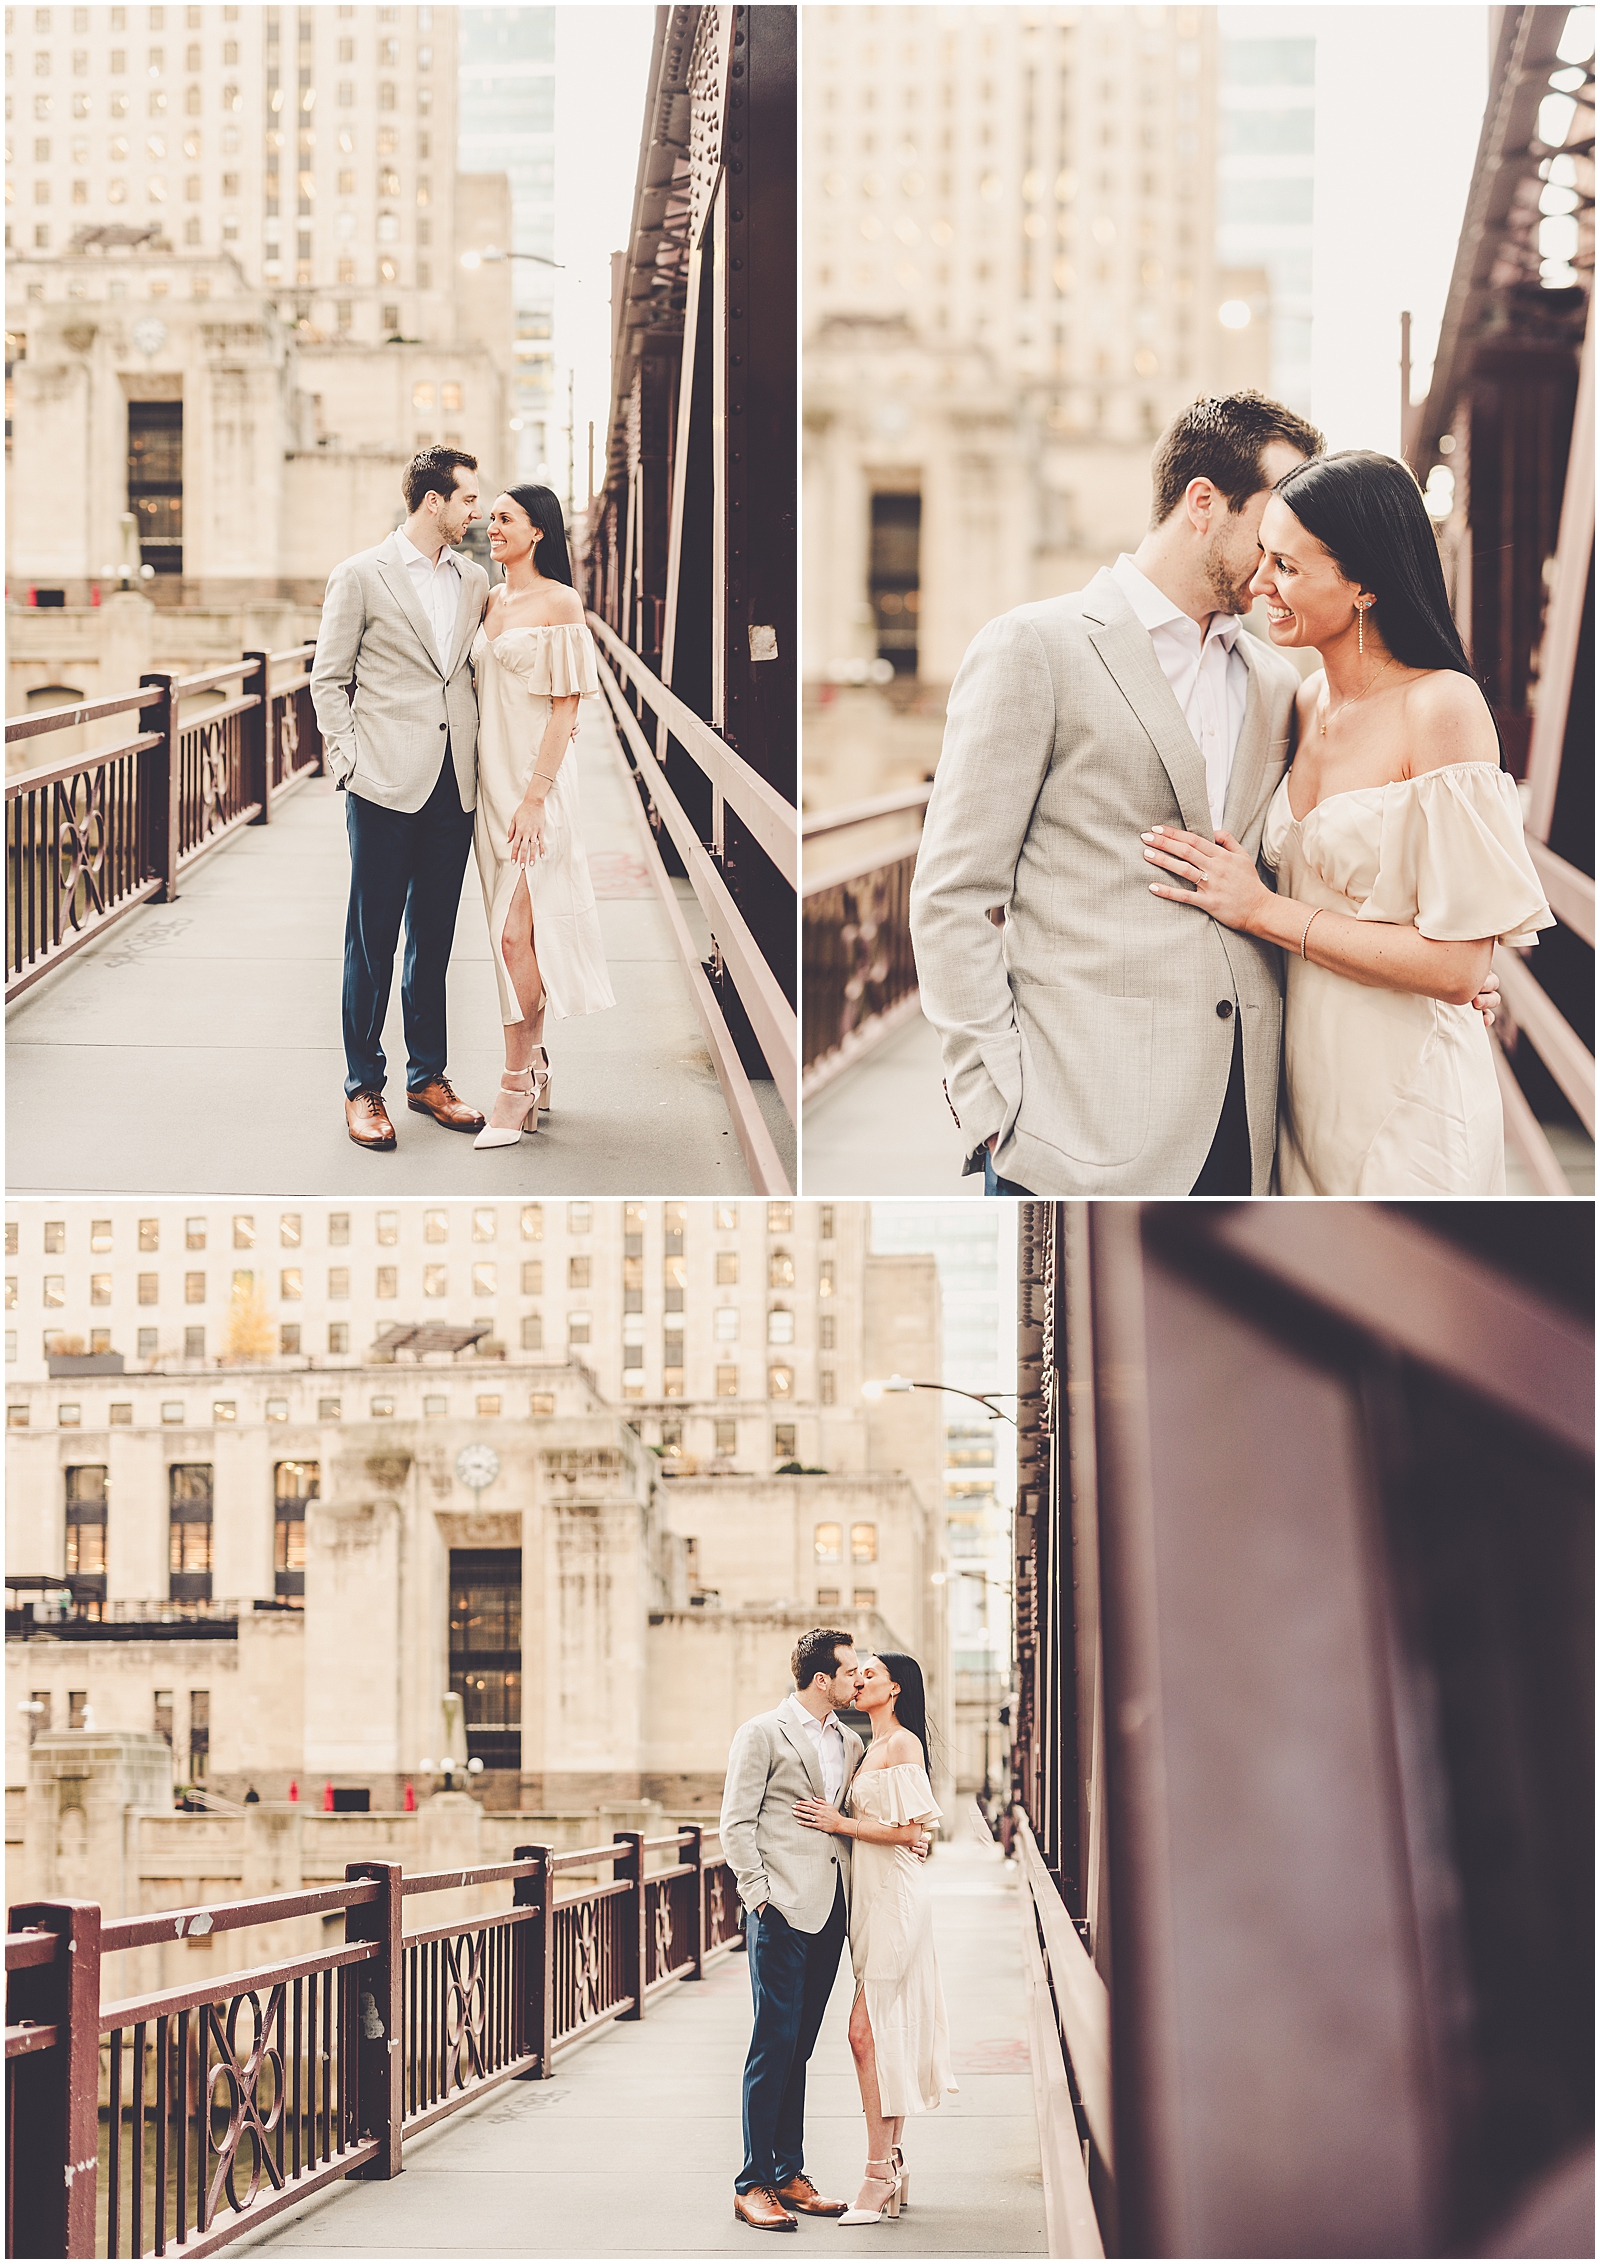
310,529,489,814
720,1704,865,1934
909,568,1301,1196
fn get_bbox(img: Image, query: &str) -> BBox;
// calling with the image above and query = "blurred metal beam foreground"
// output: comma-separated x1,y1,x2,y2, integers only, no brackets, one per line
1012,1202,1594,2258
1407,3,1595,1193
581,6,797,1193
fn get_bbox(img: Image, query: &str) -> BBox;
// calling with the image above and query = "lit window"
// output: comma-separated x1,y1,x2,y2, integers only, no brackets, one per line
90,1220,112,1252
90,1275,111,1306
767,1203,792,1233
266,1398,288,1422
376,1213,398,1247
424,1266,447,1298
520,1206,543,1241
716,1364,739,1398
851,1524,878,1564
715,1205,739,1229
769,1366,794,1400
280,1213,301,1248
213,1401,236,1424
185,1218,206,1250
424,1209,448,1243
45,1222,66,1255
769,1250,795,1289
370,1396,395,1418
472,1263,495,1298
472,1208,495,1243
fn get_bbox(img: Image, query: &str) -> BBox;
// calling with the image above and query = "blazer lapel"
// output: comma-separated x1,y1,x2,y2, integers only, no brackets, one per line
376,534,446,677
776,1711,825,1799
1220,634,1275,841
442,562,480,682
1081,568,1214,839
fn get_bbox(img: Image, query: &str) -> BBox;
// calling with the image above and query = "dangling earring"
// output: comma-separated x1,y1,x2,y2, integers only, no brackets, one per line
1357,597,1369,657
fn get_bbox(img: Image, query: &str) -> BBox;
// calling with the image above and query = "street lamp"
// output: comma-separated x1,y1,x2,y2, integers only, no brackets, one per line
862,1376,1019,1426
460,245,564,271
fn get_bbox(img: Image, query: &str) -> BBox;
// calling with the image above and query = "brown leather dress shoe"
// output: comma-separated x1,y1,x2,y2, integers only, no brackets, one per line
774,2173,847,2218
346,1090,396,1151
406,1075,485,1133
733,2187,797,2232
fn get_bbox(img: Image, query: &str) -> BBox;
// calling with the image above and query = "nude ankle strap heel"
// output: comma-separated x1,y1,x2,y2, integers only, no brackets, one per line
473,1070,539,1150
838,2160,901,2226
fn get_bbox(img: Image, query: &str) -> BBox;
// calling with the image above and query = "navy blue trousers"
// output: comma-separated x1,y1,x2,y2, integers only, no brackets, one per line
341,752,475,1099
737,1879,848,2194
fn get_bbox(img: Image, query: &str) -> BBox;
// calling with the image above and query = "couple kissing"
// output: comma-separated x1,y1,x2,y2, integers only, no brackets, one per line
720,1629,955,2233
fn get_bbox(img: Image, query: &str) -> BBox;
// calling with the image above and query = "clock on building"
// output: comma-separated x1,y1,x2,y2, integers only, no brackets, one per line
130,316,169,358
455,1443,500,1495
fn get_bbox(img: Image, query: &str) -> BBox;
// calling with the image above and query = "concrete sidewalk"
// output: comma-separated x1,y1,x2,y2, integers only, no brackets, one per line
238,1836,1046,2261
6,698,794,1196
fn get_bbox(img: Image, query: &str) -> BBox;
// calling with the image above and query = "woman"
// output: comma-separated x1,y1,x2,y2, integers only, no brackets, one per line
1140,449,1552,1194
794,1652,955,2225
470,485,615,1149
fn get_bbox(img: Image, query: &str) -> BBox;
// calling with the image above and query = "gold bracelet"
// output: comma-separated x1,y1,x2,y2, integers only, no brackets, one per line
1300,907,1322,960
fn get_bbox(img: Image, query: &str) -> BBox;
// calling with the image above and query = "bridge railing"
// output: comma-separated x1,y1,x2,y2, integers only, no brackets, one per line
801,785,931,1099
5,646,322,1004
587,613,797,1195
5,1828,743,2258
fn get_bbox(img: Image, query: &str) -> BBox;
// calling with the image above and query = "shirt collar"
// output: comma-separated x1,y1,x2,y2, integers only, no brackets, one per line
1112,553,1241,651
785,1692,840,1737
397,530,458,575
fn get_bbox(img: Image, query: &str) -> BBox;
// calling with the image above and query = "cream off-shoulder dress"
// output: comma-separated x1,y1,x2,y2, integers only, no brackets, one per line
470,620,616,1025
845,1762,958,2118
1262,760,1553,1195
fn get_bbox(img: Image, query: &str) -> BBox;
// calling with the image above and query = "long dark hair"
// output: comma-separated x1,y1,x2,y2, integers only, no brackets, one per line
503,483,574,588
875,1652,938,1777
1271,449,1474,679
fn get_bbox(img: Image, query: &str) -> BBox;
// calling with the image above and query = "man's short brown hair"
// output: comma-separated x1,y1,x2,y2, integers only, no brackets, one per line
1149,390,1325,528
792,1627,853,1691
402,445,478,515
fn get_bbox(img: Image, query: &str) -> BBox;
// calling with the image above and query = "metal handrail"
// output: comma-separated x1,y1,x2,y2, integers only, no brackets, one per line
801,783,933,841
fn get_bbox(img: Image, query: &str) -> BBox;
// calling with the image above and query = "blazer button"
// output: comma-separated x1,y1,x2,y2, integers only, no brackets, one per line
440,722,448,731
1216,999,1234,1019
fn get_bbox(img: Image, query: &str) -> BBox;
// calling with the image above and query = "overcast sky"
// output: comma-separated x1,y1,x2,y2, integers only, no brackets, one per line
1306,5,1489,451
549,4,655,498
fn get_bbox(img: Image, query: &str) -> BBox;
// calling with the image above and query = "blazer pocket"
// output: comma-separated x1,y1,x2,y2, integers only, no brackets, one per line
1015,988,1152,1168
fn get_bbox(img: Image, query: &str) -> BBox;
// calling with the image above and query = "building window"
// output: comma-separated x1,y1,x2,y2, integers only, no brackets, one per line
773,1425,797,1463
521,1261,543,1295
109,1404,131,1425
185,1218,205,1249
521,1206,543,1241
819,1262,835,1297
280,1268,302,1300
820,1206,835,1241
137,1275,159,1312
851,1523,878,1564
137,1329,158,1360
521,1314,543,1351
328,1323,348,1354
530,1392,555,1415
568,1203,591,1235
568,1256,591,1290
716,1250,738,1286
714,1307,739,1342
68,1692,88,1731
820,1370,836,1405
58,1404,82,1427
266,1397,288,1421
769,1250,795,1289
183,1326,204,1358
768,1203,792,1233
568,1311,591,1346
7,1407,30,1430
471,1207,496,1243
279,1214,301,1248
768,1307,794,1346
715,1419,738,1456
188,1688,209,1780
212,1401,236,1424
328,1213,350,1246
376,1212,398,1247
168,1463,213,1599
370,1396,395,1418
184,1272,204,1303
153,1690,172,1747
449,1547,521,1772
64,1465,108,1584
89,1220,112,1253
139,1219,159,1252
476,1395,501,1418
472,1263,495,1298
769,1366,794,1400
85,1273,110,1306
716,1205,739,1230
424,1209,448,1244
328,1269,349,1299
853,1588,877,1609
5,1227,18,1258
424,1395,448,1417
424,1266,447,1299
375,1268,398,1299
274,1458,316,1602
817,1587,841,1608
45,1221,66,1255
319,1398,342,1421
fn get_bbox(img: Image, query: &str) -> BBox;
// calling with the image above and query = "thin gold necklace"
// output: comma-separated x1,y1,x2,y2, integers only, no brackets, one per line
1321,653,1399,736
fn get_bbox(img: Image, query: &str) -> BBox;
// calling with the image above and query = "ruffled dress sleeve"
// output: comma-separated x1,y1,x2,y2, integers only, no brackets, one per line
1358,763,1555,946
859,1763,942,1826
495,622,600,698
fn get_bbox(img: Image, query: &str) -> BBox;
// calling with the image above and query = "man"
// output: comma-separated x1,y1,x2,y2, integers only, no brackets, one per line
910,390,1322,1197
721,1628,865,2232
311,446,490,1151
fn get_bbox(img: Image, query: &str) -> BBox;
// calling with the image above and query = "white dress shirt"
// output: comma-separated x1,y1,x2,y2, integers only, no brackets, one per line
396,529,462,671
1110,552,1248,832
784,1691,846,1807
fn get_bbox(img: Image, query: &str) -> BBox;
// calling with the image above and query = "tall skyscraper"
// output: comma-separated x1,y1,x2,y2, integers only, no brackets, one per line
456,5,556,482
1216,6,1315,409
